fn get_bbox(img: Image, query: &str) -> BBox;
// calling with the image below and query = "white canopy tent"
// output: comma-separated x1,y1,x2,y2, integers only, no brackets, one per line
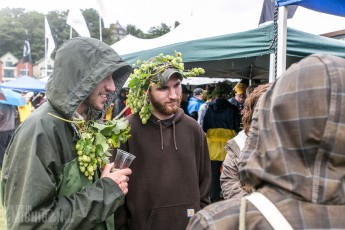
111,7,262,56
112,1,345,84
112,2,345,58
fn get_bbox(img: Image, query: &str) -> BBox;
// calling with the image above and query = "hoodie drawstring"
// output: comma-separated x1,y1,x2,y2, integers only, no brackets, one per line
173,121,177,150
158,120,164,150
158,120,178,151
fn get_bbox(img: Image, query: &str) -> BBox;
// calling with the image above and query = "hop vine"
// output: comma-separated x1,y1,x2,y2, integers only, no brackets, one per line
75,118,131,180
126,51,205,124
48,113,131,180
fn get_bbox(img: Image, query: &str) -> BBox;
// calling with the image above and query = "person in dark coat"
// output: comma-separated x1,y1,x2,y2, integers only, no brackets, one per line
202,81,241,203
0,103,15,168
112,87,129,118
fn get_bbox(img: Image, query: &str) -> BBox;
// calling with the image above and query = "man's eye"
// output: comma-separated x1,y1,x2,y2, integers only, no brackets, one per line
158,87,168,91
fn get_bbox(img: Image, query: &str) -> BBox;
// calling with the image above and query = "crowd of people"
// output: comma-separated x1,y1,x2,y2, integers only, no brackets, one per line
0,91,45,169
1,37,345,230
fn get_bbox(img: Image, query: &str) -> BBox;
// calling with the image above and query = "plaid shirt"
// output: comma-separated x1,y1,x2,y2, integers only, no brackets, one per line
187,54,345,229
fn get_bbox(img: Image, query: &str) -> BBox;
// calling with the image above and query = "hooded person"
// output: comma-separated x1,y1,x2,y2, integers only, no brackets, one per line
1,37,133,229
187,54,345,229
202,81,241,203
115,53,211,230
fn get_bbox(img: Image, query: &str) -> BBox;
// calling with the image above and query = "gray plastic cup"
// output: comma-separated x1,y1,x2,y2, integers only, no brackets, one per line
113,149,136,170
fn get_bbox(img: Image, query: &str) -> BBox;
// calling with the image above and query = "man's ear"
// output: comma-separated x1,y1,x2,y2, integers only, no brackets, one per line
144,90,151,102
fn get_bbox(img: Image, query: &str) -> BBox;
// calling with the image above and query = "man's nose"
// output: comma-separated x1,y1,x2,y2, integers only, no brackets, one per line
169,88,178,99
106,76,116,92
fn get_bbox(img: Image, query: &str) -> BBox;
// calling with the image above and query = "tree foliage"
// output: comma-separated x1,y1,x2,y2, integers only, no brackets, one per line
126,23,175,39
0,7,178,63
0,8,117,63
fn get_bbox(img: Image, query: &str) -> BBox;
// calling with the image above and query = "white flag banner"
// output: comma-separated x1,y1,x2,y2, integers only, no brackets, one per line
96,0,110,28
67,8,91,37
45,16,56,59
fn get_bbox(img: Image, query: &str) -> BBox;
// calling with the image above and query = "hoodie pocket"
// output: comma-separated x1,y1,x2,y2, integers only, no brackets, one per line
145,202,199,230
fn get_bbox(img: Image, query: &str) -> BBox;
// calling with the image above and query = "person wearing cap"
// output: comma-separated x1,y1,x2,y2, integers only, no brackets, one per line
1,37,132,229
115,54,211,230
229,82,247,112
187,87,204,119
17,91,35,123
187,54,345,230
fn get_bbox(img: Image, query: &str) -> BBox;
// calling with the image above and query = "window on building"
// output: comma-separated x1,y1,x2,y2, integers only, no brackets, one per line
5,61,14,67
4,69,15,78
20,69,29,76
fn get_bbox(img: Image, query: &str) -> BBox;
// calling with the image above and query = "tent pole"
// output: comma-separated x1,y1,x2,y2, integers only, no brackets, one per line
277,6,288,78
249,63,253,86
269,53,275,82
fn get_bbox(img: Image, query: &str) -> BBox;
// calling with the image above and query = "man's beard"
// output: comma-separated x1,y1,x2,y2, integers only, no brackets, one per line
149,93,181,116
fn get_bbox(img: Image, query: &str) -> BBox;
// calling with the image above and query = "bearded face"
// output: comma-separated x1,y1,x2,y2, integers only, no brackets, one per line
148,75,182,118
149,90,181,116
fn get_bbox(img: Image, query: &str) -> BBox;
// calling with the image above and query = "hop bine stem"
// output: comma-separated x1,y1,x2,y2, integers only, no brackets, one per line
47,112,84,124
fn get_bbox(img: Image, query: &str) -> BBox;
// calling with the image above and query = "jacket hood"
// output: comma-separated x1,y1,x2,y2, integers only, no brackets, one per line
209,99,232,113
46,37,132,119
239,54,345,204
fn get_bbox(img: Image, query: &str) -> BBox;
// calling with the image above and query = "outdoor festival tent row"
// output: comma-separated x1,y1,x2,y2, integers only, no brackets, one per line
0,75,46,93
113,22,345,80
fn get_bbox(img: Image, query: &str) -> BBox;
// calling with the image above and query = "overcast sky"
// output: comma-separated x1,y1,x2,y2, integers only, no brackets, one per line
1,0,262,31
1,0,345,35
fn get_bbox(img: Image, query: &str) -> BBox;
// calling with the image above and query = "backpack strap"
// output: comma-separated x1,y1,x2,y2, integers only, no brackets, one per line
239,192,293,230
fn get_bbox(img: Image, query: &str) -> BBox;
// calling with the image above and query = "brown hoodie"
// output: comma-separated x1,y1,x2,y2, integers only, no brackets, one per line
115,109,211,230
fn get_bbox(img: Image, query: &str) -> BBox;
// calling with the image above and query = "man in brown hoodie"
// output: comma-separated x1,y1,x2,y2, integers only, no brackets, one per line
115,55,211,230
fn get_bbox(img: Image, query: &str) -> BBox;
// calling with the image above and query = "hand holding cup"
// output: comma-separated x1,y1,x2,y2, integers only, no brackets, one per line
113,149,136,171
101,163,132,195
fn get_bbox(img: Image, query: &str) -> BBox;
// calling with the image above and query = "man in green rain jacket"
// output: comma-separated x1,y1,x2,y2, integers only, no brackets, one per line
1,37,132,229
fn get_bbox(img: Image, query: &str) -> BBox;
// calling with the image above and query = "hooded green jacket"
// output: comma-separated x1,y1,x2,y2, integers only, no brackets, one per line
0,37,132,229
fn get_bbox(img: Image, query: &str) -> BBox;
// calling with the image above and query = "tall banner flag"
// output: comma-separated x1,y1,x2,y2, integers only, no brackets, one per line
66,8,91,37
23,31,31,63
259,0,298,25
96,0,110,28
45,16,56,59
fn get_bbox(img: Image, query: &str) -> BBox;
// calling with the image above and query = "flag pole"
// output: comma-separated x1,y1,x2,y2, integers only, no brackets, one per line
99,15,102,41
25,30,29,76
45,17,48,78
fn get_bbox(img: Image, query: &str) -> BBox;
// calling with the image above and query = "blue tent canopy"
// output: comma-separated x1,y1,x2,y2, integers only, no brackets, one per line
277,0,345,17
0,75,46,93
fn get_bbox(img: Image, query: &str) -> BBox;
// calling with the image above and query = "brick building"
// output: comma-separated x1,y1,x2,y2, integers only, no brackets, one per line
0,52,33,83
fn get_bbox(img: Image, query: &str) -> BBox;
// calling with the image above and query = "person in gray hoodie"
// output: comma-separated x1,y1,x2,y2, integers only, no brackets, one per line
1,37,132,229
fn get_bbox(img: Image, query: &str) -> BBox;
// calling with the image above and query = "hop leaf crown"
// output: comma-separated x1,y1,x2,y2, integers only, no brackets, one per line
126,52,205,124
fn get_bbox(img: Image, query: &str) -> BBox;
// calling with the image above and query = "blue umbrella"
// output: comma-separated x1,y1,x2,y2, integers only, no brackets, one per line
0,88,5,100
0,88,26,106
